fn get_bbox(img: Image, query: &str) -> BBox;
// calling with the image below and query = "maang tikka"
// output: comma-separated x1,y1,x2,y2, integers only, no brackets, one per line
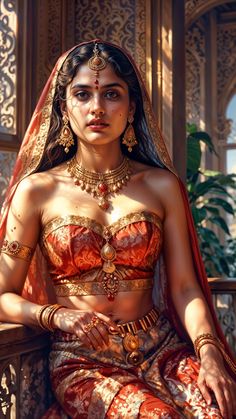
57,114,74,153
88,42,107,88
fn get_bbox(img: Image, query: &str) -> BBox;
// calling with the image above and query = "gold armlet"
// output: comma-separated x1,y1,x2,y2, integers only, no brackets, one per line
36,304,65,332
194,333,236,375
1,239,33,261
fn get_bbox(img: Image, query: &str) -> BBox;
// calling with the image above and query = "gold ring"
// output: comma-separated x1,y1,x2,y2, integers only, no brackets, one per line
83,317,100,334
92,316,100,327
83,321,94,333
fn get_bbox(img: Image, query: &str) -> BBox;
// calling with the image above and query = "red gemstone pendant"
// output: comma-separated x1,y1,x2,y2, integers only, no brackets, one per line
98,183,108,195
99,200,110,210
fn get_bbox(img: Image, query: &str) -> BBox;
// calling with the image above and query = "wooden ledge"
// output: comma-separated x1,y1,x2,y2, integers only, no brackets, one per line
208,278,236,292
0,323,50,359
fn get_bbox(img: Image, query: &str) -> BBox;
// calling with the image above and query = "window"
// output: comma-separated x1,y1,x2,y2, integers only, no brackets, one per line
225,94,236,237
0,0,19,208
0,0,17,138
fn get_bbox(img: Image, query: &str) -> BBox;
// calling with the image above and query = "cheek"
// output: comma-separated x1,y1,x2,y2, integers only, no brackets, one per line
68,101,88,124
117,113,128,133
67,106,85,133
69,98,85,114
110,109,126,120
118,112,128,124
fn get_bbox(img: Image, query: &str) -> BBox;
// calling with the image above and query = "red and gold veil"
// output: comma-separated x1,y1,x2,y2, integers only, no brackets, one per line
0,40,235,375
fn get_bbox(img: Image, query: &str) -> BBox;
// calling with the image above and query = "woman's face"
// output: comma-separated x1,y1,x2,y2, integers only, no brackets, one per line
65,63,135,146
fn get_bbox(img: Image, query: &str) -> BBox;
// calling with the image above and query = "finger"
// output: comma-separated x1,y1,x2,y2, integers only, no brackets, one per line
213,383,228,419
96,321,110,345
89,326,107,348
198,380,212,405
223,383,233,419
226,378,236,418
75,328,93,349
82,334,93,348
81,315,109,346
79,320,99,349
94,312,119,331
230,382,236,414
84,330,98,350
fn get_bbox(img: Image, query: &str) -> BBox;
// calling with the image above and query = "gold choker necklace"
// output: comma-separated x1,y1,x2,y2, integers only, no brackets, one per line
67,156,131,211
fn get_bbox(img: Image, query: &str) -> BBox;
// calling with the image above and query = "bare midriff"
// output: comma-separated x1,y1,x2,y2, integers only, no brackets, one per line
57,289,154,322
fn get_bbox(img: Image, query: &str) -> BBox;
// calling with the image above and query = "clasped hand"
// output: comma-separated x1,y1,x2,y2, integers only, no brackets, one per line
53,307,119,350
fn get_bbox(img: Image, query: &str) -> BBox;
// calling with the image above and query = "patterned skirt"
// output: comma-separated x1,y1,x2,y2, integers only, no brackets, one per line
43,309,222,418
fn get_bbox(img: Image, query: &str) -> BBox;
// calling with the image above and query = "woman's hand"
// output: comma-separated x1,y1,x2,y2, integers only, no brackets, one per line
52,308,119,350
197,345,236,418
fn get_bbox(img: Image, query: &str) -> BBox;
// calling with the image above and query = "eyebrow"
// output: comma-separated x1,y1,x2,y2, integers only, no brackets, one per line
71,82,126,90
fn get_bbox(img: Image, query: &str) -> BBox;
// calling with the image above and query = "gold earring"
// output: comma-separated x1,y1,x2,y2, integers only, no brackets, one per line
57,115,74,153
122,116,137,152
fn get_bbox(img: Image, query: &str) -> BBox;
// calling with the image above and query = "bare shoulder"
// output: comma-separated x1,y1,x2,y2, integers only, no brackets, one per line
13,172,50,201
14,163,66,200
130,160,183,219
131,160,180,194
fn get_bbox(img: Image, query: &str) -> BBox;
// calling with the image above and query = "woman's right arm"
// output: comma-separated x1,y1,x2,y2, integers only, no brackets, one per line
0,176,43,326
0,176,118,347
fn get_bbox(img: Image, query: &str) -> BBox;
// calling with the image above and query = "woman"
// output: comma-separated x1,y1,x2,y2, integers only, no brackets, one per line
0,40,235,419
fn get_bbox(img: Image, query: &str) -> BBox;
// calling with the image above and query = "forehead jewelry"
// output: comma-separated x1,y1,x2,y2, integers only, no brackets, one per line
88,42,107,89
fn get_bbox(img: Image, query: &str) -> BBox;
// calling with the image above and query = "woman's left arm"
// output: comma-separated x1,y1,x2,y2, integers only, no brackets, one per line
157,171,236,419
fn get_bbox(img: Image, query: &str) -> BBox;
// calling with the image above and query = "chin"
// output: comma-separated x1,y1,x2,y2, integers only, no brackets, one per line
81,137,120,146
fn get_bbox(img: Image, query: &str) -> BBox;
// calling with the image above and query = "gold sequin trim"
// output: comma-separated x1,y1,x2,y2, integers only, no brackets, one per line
41,210,162,243
54,277,153,297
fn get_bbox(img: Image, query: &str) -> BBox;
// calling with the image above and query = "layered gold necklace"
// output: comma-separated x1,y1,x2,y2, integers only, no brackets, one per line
67,155,131,211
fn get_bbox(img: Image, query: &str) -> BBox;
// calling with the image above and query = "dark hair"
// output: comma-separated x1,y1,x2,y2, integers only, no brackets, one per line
37,42,159,172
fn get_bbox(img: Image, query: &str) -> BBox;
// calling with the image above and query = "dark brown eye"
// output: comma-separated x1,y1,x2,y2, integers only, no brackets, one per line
75,91,90,100
105,91,119,99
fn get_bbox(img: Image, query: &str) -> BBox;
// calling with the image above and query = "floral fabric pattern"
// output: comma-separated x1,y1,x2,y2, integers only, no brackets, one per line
40,211,163,283
43,313,222,419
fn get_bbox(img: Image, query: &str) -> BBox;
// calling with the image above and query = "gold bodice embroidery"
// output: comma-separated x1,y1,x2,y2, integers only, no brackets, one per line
40,210,163,298
41,210,163,244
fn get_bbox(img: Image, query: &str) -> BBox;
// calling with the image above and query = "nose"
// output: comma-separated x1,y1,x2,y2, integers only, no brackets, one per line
90,95,105,116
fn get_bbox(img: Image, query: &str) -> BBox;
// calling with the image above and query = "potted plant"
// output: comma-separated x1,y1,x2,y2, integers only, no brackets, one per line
186,123,236,277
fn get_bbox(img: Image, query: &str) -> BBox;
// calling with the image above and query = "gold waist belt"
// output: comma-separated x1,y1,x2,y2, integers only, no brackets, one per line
54,277,153,297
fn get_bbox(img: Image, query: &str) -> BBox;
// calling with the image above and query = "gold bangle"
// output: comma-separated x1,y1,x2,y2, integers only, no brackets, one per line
194,333,236,375
194,332,218,347
36,304,64,331
193,333,222,357
36,304,51,330
41,305,56,331
42,304,65,331
48,304,65,330
195,339,222,359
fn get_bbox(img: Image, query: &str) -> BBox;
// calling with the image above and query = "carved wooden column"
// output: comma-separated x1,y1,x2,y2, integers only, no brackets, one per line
33,0,75,104
151,0,186,178
205,10,218,171
172,0,186,180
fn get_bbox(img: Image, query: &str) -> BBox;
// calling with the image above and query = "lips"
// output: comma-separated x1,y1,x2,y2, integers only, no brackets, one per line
87,119,108,126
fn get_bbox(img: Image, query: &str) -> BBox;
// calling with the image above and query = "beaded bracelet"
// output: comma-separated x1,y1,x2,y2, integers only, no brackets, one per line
36,304,65,332
194,333,236,374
